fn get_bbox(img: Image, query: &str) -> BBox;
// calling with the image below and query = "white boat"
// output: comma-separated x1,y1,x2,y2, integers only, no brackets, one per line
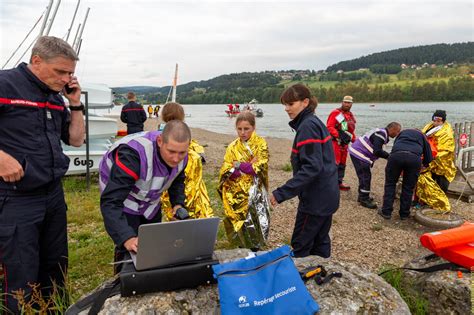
87,115,117,139
63,141,112,175
243,99,264,117
81,83,115,109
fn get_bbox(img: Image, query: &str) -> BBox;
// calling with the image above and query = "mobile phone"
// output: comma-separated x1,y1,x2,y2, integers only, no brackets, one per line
64,84,74,94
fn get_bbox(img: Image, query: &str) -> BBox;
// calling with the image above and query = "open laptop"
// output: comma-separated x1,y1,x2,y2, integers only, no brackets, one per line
130,217,220,271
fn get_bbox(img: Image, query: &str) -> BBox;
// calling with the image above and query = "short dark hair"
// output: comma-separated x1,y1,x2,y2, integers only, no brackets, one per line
235,111,256,127
161,102,185,122
280,84,318,112
127,92,136,100
162,120,191,143
30,36,79,63
386,122,401,130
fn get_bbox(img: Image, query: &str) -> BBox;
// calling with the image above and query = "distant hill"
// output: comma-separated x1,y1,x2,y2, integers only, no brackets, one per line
326,42,474,72
113,42,473,103
112,86,166,94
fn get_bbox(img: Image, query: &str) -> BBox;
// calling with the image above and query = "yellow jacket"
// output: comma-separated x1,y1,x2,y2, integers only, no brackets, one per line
161,139,214,219
416,122,456,211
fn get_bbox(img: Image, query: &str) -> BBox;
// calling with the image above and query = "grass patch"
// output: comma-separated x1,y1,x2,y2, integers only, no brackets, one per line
281,163,292,172
202,169,234,250
64,175,114,301
379,266,429,314
371,223,383,231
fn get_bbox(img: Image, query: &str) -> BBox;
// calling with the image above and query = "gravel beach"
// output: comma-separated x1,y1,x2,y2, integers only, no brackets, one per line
119,117,474,272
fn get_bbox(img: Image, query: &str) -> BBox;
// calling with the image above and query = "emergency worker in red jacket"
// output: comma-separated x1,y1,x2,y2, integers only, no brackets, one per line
326,95,356,190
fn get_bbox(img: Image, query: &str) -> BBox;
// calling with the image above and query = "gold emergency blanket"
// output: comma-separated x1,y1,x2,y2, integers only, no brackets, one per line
218,132,270,249
416,122,456,211
162,139,214,219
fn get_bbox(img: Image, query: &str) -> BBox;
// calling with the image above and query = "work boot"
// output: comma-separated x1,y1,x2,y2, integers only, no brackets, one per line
377,209,391,220
360,199,377,209
339,183,351,191
358,196,374,202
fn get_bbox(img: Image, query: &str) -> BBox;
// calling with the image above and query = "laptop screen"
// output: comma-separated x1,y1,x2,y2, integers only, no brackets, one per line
132,217,220,271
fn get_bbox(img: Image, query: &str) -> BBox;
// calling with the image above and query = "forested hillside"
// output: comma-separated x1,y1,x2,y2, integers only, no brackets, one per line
113,42,474,104
326,42,474,72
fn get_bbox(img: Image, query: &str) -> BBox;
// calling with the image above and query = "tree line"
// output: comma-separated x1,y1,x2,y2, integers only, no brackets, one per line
170,77,473,104
326,42,474,72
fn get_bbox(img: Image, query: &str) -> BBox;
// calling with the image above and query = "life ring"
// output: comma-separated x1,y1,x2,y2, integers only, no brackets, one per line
414,208,464,229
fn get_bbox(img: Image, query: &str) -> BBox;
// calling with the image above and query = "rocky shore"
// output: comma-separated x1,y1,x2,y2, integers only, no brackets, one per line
118,117,474,272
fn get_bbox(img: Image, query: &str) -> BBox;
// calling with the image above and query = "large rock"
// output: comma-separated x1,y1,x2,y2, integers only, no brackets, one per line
76,249,409,314
401,256,471,315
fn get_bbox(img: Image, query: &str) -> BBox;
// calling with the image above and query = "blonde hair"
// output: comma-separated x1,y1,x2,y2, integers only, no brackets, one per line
236,111,256,127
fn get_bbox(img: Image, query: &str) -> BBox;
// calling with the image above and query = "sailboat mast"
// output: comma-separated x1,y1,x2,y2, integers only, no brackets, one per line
66,0,81,42
38,0,54,36
44,0,61,35
171,63,178,102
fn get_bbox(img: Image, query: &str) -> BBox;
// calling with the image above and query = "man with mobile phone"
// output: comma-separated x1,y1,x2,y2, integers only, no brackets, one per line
0,36,85,313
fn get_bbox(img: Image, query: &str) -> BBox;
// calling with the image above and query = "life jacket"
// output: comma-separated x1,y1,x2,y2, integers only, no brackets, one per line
349,128,388,164
99,130,187,219
420,222,474,269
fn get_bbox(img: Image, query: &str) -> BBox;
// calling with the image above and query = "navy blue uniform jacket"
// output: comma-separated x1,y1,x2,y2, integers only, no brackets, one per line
0,63,71,192
273,107,340,216
120,101,146,132
392,129,433,167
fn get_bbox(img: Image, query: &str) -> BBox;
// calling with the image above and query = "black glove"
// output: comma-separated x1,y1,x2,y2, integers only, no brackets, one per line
338,130,352,145
174,207,190,220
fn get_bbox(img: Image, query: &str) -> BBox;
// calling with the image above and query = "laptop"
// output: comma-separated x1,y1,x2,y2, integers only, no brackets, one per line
130,217,220,271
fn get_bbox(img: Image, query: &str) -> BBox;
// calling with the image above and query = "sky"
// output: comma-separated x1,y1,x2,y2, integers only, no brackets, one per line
1,0,472,87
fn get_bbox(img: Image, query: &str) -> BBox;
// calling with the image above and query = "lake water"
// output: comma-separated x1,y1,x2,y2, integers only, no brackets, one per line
97,102,474,140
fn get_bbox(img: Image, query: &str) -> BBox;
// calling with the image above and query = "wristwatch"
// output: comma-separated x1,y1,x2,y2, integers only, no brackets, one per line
69,103,84,111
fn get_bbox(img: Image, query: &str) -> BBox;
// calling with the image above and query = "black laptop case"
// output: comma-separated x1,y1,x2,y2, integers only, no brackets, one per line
119,259,219,297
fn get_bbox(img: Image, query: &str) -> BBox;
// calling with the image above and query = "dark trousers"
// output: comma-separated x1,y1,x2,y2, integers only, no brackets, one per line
337,164,346,184
114,211,162,274
432,174,450,193
291,211,332,258
350,155,372,201
127,126,144,135
0,183,68,314
381,151,422,218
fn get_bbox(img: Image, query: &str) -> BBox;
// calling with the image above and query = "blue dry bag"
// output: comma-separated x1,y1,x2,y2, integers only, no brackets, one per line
212,245,319,314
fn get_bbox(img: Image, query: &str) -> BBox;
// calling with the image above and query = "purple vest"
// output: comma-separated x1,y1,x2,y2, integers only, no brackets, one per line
99,131,187,219
349,128,389,164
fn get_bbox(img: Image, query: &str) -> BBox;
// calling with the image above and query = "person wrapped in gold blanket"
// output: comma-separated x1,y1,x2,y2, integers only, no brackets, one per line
218,112,271,250
416,110,456,211
160,102,214,219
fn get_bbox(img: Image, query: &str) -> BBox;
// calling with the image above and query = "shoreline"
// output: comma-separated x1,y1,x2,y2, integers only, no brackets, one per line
118,117,474,271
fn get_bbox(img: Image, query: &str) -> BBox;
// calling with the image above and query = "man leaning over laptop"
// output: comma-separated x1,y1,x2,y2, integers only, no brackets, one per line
99,120,191,273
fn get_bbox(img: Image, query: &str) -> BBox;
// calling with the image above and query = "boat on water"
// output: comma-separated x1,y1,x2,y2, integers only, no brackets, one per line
244,99,264,117
225,104,241,117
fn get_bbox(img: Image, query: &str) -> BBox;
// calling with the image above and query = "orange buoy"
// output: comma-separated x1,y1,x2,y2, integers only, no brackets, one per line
117,130,128,137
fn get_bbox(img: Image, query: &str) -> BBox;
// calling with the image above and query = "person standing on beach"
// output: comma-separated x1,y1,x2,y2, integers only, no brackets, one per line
378,129,433,220
348,122,401,209
415,110,456,211
327,96,356,191
0,36,85,312
270,84,339,258
120,92,146,134
218,111,270,251
147,104,153,118
159,102,214,219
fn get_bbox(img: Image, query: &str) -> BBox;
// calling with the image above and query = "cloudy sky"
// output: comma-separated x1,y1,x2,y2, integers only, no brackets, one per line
1,0,472,87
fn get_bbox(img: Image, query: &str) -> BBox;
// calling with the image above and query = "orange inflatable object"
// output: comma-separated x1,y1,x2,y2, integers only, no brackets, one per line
117,130,128,137
420,222,474,268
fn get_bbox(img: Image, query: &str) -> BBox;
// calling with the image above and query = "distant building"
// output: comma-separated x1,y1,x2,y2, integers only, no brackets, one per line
337,70,344,74
401,63,408,69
